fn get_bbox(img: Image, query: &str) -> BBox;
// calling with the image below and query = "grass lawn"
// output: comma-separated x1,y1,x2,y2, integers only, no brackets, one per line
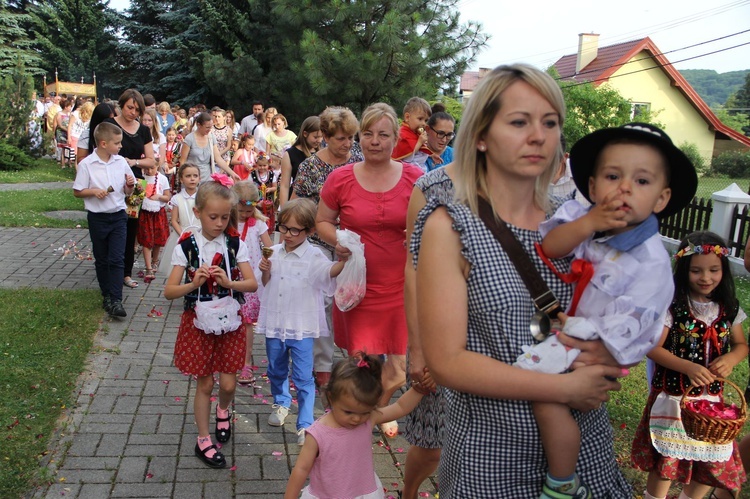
0,159,76,184
0,189,86,228
611,276,750,497
0,288,103,498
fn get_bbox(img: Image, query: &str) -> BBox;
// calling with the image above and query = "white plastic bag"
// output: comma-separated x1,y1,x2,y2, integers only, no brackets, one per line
334,229,366,312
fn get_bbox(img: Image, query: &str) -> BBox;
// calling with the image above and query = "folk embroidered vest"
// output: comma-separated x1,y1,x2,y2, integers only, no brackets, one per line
178,232,244,310
652,300,735,396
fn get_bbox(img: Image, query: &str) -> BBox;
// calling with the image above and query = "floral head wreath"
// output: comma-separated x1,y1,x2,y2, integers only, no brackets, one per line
674,243,730,260
256,151,268,162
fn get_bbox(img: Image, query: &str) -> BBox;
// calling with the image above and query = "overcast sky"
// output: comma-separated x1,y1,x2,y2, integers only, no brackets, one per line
106,0,750,73
460,0,750,73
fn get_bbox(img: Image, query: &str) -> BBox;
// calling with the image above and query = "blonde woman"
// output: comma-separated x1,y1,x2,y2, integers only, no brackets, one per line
414,64,630,497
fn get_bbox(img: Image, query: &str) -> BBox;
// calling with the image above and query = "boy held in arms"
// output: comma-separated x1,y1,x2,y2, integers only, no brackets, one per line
391,96,437,170
73,122,136,318
514,123,697,498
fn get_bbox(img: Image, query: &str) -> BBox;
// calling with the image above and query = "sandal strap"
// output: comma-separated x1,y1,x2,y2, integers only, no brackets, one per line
197,443,219,457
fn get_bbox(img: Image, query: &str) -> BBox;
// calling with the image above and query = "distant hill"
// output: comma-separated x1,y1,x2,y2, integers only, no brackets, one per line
680,69,749,107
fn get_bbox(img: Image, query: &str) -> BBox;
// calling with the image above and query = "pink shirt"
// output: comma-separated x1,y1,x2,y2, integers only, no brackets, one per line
306,419,378,498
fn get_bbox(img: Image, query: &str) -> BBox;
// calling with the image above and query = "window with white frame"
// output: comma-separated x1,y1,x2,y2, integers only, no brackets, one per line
631,102,651,120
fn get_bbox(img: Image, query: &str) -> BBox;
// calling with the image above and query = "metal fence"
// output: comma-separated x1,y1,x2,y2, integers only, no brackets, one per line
659,197,712,242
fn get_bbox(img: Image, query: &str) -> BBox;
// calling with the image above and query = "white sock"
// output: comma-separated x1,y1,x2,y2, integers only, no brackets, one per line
678,492,693,499
644,492,666,499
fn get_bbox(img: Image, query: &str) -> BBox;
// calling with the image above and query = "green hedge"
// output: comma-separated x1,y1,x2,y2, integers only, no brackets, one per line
0,141,34,171
711,150,750,178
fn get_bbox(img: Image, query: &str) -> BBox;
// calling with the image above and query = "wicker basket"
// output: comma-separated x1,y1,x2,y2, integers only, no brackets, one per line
680,377,747,445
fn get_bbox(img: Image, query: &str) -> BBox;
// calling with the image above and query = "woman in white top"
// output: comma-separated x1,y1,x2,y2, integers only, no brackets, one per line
253,107,277,153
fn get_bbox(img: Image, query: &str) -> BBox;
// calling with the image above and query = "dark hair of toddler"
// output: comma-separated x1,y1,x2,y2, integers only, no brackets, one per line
327,352,384,408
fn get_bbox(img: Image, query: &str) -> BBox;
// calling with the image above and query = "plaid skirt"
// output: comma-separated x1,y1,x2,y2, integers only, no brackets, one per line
137,208,169,248
173,309,246,376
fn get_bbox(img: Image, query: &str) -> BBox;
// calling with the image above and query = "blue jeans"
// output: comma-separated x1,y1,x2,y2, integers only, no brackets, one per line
87,210,127,301
265,337,315,430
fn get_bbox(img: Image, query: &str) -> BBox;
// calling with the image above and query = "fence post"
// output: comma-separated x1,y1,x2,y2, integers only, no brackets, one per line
709,183,750,241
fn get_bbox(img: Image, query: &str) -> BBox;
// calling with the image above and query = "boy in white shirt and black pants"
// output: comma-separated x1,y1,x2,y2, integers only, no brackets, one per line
73,122,136,317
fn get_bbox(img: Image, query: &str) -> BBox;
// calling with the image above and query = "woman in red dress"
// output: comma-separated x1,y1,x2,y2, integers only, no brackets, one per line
316,103,423,436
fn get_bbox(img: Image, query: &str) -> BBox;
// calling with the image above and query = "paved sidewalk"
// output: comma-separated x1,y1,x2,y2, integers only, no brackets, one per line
8,225,437,498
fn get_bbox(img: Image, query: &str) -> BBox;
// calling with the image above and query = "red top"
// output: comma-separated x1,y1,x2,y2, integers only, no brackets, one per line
320,162,423,354
392,123,432,160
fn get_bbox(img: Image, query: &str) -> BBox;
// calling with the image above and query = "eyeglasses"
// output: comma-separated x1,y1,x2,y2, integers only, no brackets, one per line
239,199,258,207
277,224,307,236
431,129,455,140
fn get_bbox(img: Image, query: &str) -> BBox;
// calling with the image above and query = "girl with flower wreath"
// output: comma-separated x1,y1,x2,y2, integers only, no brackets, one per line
632,231,748,498
231,181,272,386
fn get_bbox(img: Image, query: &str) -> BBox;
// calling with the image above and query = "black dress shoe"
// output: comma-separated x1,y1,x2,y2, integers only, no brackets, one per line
108,300,127,318
215,410,231,443
194,443,226,468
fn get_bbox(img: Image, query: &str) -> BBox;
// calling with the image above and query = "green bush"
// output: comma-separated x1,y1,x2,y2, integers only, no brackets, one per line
678,141,708,176
0,140,34,171
712,150,750,178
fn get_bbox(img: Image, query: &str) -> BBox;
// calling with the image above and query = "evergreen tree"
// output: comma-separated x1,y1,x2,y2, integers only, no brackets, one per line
719,74,750,137
117,0,170,95
155,0,215,106
0,0,44,77
198,0,487,124
0,58,34,148
29,0,121,95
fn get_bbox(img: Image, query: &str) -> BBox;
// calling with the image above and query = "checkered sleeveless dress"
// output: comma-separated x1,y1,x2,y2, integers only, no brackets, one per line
411,200,632,498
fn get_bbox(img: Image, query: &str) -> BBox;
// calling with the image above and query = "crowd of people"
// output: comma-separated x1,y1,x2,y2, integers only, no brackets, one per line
64,64,750,498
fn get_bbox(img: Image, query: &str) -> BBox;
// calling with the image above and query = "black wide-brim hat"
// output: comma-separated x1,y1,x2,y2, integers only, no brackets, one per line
569,122,698,219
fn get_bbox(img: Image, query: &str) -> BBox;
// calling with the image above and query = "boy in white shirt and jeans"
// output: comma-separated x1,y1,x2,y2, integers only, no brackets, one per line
255,198,346,445
73,122,135,317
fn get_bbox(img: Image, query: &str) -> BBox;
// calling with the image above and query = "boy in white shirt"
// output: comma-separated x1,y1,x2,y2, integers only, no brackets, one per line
73,122,135,317
256,198,346,445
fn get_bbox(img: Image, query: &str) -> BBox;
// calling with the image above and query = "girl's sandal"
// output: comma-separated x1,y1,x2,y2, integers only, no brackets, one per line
143,269,155,284
151,259,160,273
123,277,139,288
238,365,256,386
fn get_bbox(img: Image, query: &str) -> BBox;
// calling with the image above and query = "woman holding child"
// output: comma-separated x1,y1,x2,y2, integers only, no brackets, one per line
413,64,630,497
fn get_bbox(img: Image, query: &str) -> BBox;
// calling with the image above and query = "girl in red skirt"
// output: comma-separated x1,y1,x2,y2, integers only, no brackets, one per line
164,176,258,469
631,231,748,498
137,163,171,280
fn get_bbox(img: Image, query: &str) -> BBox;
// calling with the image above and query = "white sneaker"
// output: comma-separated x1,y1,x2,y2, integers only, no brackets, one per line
296,428,306,446
268,404,289,426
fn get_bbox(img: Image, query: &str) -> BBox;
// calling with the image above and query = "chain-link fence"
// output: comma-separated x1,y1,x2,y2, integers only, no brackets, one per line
695,176,750,199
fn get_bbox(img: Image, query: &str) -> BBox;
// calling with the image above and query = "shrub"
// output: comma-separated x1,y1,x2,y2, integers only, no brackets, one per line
0,140,34,171
678,142,708,176
0,58,33,151
712,150,750,178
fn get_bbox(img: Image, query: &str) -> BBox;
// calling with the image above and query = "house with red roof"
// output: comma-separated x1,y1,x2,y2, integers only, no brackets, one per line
553,34,750,160
459,35,750,160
